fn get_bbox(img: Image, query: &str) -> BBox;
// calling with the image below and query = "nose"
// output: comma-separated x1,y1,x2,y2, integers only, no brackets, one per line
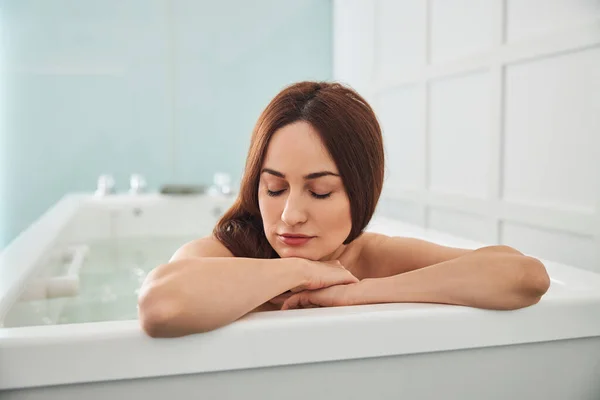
281,192,308,226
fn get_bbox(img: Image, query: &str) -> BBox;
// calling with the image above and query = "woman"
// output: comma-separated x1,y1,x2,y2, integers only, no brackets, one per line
138,81,550,338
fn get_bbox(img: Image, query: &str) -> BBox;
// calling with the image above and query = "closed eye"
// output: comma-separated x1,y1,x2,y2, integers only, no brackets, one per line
267,189,285,197
266,189,331,199
310,192,331,199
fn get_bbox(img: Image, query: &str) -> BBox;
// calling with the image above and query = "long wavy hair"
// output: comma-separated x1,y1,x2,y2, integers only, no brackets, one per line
213,81,385,258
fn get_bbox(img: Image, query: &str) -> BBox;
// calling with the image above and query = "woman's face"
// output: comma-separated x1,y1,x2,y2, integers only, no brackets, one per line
258,121,352,260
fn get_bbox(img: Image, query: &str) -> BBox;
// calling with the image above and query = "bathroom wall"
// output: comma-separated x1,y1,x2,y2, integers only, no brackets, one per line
0,0,333,249
334,0,600,272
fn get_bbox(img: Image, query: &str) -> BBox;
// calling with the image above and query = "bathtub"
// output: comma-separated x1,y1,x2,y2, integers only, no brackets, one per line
1,192,599,400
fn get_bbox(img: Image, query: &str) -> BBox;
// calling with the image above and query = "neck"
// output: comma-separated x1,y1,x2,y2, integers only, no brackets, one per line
319,244,347,261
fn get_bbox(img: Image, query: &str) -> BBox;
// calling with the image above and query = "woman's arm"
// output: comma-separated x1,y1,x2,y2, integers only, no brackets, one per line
138,237,358,337
138,255,305,337
138,237,303,337
274,245,550,310
354,246,550,310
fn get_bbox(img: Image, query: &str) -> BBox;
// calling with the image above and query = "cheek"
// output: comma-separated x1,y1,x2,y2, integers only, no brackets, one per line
258,195,281,226
318,198,352,232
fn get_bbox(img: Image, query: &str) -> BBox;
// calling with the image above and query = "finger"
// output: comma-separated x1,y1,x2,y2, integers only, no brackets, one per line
284,292,322,310
269,292,294,304
269,297,292,306
281,294,300,310
282,292,310,310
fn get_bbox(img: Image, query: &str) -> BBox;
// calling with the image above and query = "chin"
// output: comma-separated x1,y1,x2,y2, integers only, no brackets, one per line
276,248,319,260
270,243,323,260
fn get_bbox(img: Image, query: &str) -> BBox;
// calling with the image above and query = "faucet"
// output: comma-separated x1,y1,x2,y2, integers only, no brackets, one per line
95,174,116,196
129,173,147,195
209,172,234,196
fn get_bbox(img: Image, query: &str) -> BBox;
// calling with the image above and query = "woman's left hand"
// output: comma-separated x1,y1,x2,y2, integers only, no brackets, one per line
270,283,362,310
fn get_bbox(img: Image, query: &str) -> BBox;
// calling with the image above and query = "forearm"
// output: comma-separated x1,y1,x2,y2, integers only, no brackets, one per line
138,257,305,337
357,248,550,310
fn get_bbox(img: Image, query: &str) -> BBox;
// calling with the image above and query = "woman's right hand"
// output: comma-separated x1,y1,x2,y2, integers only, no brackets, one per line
290,259,359,292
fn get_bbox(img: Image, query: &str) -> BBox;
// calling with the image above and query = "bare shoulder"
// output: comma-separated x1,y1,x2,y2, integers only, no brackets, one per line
169,236,234,262
356,232,473,278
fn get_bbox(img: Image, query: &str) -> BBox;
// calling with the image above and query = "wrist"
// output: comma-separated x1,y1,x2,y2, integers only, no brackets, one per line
279,257,310,290
350,278,379,305
352,277,393,305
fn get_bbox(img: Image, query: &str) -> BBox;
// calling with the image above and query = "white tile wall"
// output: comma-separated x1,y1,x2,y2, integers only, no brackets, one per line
506,0,600,42
375,196,425,227
428,208,493,243
334,0,600,273
501,221,596,269
503,48,600,212
376,85,426,192
430,0,497,63
374,0,426,79
429,71,491,198
333,0,375,97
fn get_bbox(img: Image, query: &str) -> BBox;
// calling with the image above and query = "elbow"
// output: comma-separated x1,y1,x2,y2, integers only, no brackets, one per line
138,297,217,338
494,256,551,311
518,256,551,306
138,263,191,338
137,263,221,337
138,282,181,338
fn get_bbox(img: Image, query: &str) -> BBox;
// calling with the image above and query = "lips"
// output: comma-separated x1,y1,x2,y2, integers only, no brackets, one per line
278,234,314,246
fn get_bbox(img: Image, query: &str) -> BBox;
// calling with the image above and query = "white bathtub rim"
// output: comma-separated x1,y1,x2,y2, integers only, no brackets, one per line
1,292,600,390
0,194,87,321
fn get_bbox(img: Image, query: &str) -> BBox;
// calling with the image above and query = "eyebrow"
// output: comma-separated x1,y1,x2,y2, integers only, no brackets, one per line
261,168,340,180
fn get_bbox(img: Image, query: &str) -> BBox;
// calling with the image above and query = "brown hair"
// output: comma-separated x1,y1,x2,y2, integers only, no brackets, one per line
213,81,384,258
